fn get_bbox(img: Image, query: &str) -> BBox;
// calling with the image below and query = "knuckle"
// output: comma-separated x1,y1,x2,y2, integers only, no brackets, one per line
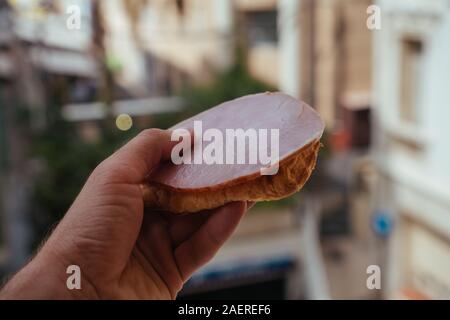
91,160,116,182
93,159,140,184
138,128,165,140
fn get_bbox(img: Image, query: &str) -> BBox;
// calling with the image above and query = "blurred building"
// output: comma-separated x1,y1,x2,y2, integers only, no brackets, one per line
373,0,450,299
109,0,300,98
292,0,376,299
310,0,372,143
98,0,235,96
236,0,294,92
0,0,97,271
12,0,97,109
236,0,373,142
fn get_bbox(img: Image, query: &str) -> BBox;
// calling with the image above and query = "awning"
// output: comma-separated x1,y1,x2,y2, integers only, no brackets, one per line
29,47,98,78
62,97,185,122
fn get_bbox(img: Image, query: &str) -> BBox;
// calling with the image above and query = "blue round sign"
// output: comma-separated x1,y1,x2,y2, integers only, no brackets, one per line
372,210,393,237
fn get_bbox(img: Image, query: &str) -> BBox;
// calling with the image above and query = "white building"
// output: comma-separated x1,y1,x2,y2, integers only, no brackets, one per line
373,0,450,299
11,0,96,77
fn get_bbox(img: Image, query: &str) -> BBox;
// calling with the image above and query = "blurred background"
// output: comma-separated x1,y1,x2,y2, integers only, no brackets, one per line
1,0,450,300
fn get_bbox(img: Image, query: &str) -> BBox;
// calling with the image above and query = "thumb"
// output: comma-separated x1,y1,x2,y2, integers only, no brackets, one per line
40,129,179,281
98,129,178,184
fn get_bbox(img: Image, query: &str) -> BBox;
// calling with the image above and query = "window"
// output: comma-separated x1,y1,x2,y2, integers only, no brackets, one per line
400,38,423,124
245,10,278,47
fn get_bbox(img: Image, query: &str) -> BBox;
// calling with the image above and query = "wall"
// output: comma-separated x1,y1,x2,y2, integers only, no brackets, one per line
372,0,450,299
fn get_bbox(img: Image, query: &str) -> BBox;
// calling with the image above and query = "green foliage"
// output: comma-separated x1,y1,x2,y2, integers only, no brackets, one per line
152,59,275,129
253,196,298,210
181,62,275,118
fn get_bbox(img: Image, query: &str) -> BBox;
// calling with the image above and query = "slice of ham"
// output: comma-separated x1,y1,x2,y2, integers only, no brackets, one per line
148,92,325,191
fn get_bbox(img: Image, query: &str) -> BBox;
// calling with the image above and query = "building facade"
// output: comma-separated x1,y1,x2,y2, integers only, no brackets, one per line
373,0,450,299
105,0,301,99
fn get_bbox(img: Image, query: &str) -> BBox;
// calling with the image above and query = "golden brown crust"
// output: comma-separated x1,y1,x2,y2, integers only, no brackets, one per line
141,139,321,213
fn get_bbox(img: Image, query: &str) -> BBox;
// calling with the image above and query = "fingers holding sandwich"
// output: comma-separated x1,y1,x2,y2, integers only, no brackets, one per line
173,201,247,281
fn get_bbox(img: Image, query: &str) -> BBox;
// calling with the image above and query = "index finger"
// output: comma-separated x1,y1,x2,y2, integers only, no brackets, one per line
174,202,248,281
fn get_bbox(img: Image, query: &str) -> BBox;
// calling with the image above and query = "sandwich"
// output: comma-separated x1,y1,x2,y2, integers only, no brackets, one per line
142,92,324,213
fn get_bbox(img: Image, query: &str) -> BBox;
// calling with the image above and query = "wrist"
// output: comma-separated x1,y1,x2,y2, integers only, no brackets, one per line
0,250,99,300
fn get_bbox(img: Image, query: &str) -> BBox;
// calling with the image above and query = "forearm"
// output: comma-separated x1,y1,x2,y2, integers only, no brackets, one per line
0,250,97,300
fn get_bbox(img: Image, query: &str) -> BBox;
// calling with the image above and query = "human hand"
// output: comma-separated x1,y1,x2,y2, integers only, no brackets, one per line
0,129,249,299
